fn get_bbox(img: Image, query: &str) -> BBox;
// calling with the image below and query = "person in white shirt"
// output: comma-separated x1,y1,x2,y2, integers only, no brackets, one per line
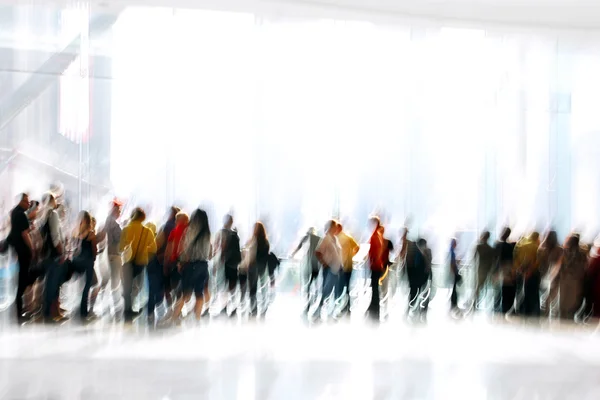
315,220,342,316
40,192,67,321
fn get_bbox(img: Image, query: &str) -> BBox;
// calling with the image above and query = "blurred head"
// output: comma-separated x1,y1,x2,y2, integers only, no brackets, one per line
110,200,122,218
175,212,189,226
500,227,512,242
530,232,540,243
566,234,580,250
49,182,64,201
145,222,157,237
307,227,316,236
480,231,490,243
131,207,146,222
18,193,29,210
27,200,40,220
169,206,181,221
417,238,427,248
545,231,558,248
450,238,457,250
223,214,233,229
324,220,337,235
368,216,381,233
91,217,97,231
378,225,385,235
254,221,267,241
336,223,343,235
190,209,210,237
78,211,91,231
42,192,57,210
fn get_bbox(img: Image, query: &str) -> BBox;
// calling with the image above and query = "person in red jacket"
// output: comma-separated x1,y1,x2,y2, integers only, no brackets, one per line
164,212,189,300
367,216,384,321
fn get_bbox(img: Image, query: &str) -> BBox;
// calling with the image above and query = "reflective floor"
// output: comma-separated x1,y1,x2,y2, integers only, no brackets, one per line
1,293,600,400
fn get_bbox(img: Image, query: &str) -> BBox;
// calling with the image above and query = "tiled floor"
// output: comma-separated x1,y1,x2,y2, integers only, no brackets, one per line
1,294,600,399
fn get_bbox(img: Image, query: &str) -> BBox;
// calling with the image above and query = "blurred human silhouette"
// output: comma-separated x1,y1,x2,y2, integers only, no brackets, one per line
473,231,494,307
406,237,432,317
246,222,270,316
557,234,587,320
71,211,98,321
449,238,461,311
172,209,213,321
9,193,33,321
495,227,516,313
98,200,123,310
335,223,359,313
214,214,242,316
585,237,600,319
119,207,157,321
315,220,341,319
514,232,540,316
537,231,563,316
367,217,384,321
292,227,322,314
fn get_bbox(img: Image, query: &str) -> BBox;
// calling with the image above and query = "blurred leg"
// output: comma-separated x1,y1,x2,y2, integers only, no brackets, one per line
122,262,133,315
80,261,94,318
368,270,382,320
108,255,122,305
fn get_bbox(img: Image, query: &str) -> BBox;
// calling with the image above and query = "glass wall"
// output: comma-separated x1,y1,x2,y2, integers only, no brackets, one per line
2,4,600,259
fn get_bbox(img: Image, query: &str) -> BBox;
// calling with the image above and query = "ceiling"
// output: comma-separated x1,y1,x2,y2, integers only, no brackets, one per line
60,0,600,30
1,0,600,30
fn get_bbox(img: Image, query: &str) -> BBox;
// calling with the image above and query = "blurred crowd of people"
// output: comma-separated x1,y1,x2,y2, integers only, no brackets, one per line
293,219,600,324
1,191,280,325
2,188,600,327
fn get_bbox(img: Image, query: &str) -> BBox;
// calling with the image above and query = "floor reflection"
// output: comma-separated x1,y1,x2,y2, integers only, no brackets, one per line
1,294,600,399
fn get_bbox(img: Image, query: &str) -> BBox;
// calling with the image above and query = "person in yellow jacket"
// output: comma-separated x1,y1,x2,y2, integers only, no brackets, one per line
119,207,157,320
513,232,540,316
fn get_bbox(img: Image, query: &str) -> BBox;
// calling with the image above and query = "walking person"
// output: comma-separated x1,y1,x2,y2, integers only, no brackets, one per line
155,206,180,308
315,220,342,319
118,207,157,321
473,231,495,308
71,211,98,321
214,215,242,316
367,217,384,322
449,238,461,312
335,223,359,314
22,200,44,319
495,227,516,314
514,232,541,316
164,211,189,304
246,222,270,316
291,227,322,314
378,226,394,318
40,193,68,322
406,237,431,317
557,234,587,321
9,193,34,322
537,231,563,316
146,221,163,322
172,209,213,322
98,200,123,311
584,238,600,319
